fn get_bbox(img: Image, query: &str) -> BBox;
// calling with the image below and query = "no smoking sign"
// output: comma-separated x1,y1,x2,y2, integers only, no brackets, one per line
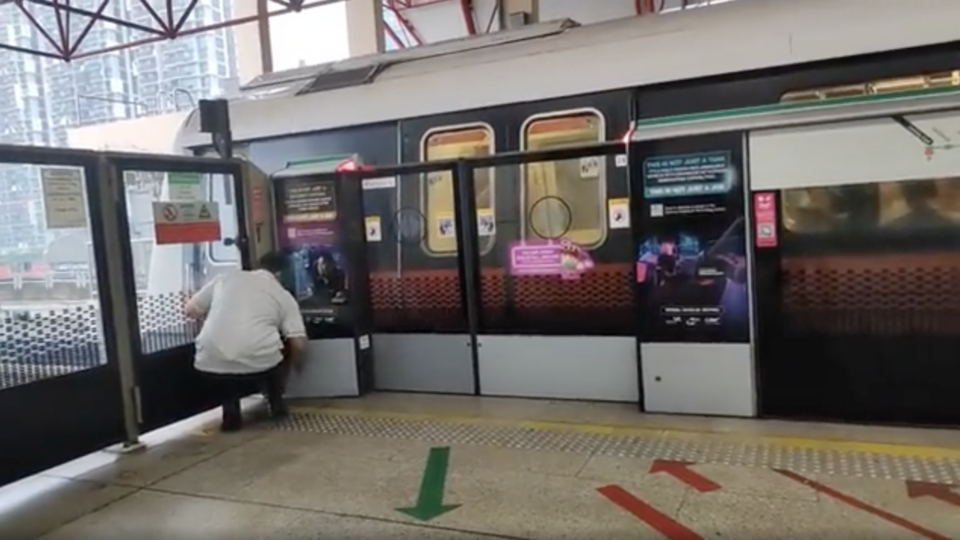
162,204,179,221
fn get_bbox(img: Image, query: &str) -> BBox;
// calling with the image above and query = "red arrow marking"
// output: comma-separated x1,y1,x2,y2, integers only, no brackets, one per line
906,480,960,508
597,485,703,540
649,460,721,493
775,470,950,540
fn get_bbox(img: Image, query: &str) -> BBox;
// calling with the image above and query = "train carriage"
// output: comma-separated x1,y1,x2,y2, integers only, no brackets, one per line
152,0,960,420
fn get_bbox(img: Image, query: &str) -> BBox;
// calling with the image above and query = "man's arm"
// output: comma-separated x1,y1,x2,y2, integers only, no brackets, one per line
278,292,308,371
184,276,220,319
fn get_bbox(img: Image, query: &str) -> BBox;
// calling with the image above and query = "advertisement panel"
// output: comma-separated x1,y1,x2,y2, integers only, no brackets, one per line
634,135,749,343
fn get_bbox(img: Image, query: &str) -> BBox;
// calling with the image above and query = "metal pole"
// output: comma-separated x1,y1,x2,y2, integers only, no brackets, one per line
451,160,483,395
93,156,143,451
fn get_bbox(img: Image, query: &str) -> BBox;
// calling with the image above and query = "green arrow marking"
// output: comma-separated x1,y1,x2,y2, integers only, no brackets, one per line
396,446,460,521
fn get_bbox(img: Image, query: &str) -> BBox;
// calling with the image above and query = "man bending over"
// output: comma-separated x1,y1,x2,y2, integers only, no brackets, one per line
185,251,307,432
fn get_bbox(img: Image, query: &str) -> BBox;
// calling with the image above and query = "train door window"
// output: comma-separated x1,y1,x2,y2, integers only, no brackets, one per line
421,124,495,256
781,179,960,245
781,186,878,234
521,110,605,247
779,70,960,243
878,178,960,229
782,188,842,234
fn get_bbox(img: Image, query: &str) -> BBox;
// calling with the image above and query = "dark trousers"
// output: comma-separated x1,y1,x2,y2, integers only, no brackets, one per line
204,359,291,429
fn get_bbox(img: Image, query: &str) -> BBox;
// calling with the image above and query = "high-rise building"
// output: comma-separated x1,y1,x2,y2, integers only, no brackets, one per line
41,0,134,147
124,0,237,115
0,0,238,258
0,12,55,256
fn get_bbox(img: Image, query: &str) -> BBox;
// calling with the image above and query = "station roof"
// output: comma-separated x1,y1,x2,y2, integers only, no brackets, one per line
0,0,332,61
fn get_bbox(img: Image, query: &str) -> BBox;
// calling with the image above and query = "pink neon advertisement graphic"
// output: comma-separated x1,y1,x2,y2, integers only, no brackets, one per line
509,239,594,280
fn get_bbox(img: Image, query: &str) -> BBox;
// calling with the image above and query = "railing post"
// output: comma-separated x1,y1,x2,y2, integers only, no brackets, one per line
451,160,483,395
92,156,143,452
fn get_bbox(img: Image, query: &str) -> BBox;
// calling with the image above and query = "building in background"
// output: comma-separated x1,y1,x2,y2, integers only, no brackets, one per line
0,0,238,264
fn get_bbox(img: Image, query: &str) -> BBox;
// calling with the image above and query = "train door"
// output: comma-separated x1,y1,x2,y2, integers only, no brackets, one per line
375,113,508,394
750,110,960,425
475,95,638,402
265,156,375,398
113,154,249,432
630,132,756,416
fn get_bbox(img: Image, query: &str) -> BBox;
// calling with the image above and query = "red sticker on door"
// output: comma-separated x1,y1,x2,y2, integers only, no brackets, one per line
753,192,778,248
251,186,265,226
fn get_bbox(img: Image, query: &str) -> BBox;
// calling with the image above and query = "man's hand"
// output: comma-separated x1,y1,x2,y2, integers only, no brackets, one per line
285,336,309,374
291,355,306,374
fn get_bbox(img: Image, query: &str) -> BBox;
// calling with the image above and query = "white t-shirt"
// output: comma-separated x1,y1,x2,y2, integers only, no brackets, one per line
189,269,306,374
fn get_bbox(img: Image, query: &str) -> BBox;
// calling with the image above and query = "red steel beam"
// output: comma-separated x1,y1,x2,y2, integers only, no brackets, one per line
172,0,199,34
53,0,70,54
25,0,167,38
14,1,65,56
400,0,447,6
138,0,172,35
66,0,110,57
383,22,405,49
383,2,423,46
165,0,175,32
0,41,63,59
2,0,341,61
71,0,342,60
459,0,477,35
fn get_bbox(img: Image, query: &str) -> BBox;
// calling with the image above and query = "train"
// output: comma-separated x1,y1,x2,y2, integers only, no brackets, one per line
164,0,960,328
143,0,960,422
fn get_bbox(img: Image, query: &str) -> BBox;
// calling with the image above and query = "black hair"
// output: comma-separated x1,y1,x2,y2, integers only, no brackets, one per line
901,181,938,210
258,251,288,274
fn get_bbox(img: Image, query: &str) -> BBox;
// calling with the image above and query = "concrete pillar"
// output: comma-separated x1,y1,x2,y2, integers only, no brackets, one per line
233,0,274,84
345,0,385,57
501,0,537,28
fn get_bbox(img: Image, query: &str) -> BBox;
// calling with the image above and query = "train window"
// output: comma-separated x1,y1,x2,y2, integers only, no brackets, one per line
421,124,495,255
522,110,605,246
878,178,960,229
781,187,853,233
782,178,960,234
780,70,960,103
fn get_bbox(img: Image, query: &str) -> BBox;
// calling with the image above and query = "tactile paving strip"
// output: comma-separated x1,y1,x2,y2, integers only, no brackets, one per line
276,411,960,485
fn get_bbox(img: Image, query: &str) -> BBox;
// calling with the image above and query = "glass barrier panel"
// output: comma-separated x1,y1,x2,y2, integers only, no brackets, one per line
479,160,634,335
364,167,468,333
123,169,242,355
0,163,106,388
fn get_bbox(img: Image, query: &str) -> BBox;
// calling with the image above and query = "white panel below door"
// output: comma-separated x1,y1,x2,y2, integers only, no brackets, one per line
478,336,639,402
286,339,359,398
641,343,755,417
373,334,475,394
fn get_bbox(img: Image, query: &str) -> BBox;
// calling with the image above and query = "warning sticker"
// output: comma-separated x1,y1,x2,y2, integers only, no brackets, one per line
153,201,221,245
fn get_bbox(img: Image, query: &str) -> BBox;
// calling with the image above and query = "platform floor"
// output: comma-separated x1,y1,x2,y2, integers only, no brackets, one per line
4,393,960,539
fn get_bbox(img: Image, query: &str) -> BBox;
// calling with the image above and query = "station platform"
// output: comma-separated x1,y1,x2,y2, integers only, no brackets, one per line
3,393,960,539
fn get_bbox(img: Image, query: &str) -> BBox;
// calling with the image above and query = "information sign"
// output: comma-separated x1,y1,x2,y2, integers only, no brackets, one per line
152,201,221,245
753,192,778,248
168,172,203,202
40,167,88,229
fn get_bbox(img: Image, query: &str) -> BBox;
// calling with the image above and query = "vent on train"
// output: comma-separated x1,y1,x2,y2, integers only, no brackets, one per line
297,65,383,95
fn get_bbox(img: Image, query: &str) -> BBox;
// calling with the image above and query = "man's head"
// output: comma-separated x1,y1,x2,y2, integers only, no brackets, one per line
258,251,288,278
902,181,937,211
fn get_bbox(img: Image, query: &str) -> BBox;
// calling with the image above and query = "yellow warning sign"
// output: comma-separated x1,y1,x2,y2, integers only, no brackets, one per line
198,203,212,220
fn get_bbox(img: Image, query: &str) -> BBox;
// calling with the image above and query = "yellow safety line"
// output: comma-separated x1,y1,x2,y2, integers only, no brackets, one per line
289,404,960,460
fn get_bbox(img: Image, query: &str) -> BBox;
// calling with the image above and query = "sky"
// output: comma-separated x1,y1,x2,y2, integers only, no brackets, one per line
268,2,351,71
